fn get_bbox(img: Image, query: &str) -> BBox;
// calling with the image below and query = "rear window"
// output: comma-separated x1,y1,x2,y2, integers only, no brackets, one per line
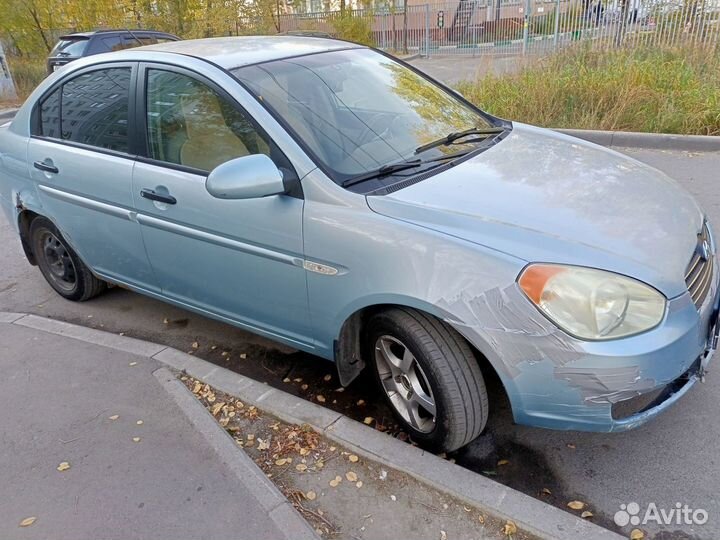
51,38,89,57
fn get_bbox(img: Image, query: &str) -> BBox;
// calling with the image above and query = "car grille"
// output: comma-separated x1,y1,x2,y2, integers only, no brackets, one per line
685,221,714,308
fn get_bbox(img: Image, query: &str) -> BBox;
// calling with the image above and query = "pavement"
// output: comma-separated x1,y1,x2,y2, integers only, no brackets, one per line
1,117,720,537
0,319,318,540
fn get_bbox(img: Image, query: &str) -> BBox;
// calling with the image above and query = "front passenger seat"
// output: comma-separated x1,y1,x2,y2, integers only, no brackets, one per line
179,91,249,172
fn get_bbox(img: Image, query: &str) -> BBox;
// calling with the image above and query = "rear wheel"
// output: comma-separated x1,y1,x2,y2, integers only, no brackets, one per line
30,217,106,302
367,308,488,452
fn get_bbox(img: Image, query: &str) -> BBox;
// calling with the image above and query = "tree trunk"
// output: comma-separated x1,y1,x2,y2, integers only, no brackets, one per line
403,0,408,53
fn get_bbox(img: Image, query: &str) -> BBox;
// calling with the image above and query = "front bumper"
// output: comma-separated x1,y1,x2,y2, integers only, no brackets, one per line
456,268,719,432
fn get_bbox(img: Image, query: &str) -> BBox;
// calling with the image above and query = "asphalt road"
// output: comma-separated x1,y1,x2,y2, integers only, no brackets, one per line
1,105,719,538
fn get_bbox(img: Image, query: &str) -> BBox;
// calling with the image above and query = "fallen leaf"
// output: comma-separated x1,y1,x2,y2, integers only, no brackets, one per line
136,420,143,425
258,438,270,451
293,378,303,383
57,462,70,472
478,515,485,524
630,530,645,540
191,341,199,349
346,471,358,482
210,345,217,350
541,488,552,495
163,318,169,324
221,351,229,357
356,481,363,488
283,378,291,383
581,511,594,519
275,458,289,466
497,459,510,466
390,495,397,501
132,437,141,443
19,517,36,527
109,414,119,420
306,490,317,501
211,402,224,416
363,417,374,425
348,454,359,463
329,477,341,487
315,460,324,469
239,353,247,359
502,520,517,536
301,384,309,390
296,464,308,472
192,382,202,394
129,362,138,367
316,395,326,403
567,501,585,511
566,443,576,449
323,374,332,382
357,399,365,406
247,434,255,441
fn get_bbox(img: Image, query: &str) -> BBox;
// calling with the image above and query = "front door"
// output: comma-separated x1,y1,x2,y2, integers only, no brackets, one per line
27,63,159,292
132,64,312,348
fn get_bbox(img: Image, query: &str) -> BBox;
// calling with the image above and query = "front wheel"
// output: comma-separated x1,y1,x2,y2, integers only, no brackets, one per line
30,217,106,302
367,308,488,452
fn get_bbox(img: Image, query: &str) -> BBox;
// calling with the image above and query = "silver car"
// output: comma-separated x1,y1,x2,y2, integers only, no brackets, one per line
0,36,717,451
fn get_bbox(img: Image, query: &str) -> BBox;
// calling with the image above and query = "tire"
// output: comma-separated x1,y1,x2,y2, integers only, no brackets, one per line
367,308,488,453
29,216,106,302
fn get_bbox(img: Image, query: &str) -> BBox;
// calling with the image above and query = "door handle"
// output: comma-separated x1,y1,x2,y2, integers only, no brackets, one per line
140,188,176,205
34,160,59,174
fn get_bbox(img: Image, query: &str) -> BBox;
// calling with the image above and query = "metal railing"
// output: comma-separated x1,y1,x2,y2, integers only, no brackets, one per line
276,0,720,56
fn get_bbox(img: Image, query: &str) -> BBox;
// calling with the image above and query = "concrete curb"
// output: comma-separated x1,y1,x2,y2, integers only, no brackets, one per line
1,312,623,540
153,367,320,540
556,128,720,152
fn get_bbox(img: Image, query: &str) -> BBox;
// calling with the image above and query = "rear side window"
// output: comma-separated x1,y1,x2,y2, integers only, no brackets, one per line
36,67,132,154
50,38,89,57
38,89,61,138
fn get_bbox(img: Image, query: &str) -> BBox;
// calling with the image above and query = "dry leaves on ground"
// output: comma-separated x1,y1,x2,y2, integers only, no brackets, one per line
56,462,70,472
19,517,36,527
502,520,517,536
567,500,586,510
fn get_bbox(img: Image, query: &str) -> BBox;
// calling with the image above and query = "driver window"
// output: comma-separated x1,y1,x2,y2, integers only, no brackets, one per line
146,69,271,172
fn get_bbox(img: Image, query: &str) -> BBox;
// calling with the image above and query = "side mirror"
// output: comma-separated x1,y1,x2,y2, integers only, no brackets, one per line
206,154,286,200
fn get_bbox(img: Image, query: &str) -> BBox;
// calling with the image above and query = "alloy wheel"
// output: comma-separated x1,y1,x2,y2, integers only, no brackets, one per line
374,335,437,433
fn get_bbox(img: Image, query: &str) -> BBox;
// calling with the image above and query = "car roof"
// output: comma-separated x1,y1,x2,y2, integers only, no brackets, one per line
135,35,363,69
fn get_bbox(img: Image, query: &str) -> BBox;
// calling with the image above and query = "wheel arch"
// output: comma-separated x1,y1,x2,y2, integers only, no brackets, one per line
333,298,508,400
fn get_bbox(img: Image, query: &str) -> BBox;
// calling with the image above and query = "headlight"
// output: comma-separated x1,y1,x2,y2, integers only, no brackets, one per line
518,264,666,340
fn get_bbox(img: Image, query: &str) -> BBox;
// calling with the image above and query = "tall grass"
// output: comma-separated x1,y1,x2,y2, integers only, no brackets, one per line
456,45,720,135
2,56,46,104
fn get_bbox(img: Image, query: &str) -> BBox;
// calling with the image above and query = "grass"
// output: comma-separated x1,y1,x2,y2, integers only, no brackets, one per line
1,55,46,105
456,45,720,136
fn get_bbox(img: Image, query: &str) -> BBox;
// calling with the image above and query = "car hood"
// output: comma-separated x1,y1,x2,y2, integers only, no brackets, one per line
366,123,704,298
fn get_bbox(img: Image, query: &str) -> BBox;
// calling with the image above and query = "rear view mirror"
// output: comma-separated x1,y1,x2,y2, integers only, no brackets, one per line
206,154,285,200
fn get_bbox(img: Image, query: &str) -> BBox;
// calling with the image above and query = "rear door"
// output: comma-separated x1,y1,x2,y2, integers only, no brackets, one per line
27,62,159,292
131,63,312,347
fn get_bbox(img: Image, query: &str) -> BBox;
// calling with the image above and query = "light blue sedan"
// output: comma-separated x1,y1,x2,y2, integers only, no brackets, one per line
0,36,717,451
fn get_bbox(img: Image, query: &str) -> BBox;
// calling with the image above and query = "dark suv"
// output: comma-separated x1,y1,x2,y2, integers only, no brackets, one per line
47,30,179,74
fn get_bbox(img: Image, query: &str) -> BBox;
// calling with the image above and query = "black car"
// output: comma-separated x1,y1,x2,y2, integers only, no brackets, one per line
47,29,180,74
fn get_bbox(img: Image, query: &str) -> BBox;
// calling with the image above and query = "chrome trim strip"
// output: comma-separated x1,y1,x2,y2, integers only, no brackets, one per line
38,185,133,221
135,213,304,267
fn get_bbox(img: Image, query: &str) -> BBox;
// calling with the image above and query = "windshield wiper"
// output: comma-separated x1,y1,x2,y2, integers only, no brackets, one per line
341,158,423,187
415,126,505,154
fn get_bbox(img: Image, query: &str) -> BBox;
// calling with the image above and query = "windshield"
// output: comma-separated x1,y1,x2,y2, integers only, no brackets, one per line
51,37,89,57
232,49,494,185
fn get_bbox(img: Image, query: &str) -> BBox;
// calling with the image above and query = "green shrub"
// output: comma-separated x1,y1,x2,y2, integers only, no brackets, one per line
456,45,720,135
331,12,374,46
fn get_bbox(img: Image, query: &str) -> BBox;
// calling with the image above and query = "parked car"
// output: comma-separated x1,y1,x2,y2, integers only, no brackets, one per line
46,29,179,74
1,37,717,452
